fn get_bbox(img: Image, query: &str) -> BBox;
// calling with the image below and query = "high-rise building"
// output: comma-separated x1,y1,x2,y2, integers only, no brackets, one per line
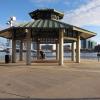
81,39,97,50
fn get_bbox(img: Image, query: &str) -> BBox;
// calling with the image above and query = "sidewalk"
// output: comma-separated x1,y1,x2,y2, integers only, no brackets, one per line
0,60,100,99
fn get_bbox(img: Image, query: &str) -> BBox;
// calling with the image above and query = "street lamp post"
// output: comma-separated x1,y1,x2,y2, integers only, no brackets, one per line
6,16,16,48
6,16,16,62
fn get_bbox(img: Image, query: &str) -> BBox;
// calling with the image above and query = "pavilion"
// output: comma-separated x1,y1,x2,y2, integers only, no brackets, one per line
0,9,96,65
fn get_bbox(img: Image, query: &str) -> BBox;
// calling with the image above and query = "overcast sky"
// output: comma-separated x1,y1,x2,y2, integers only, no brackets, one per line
0,0,100,44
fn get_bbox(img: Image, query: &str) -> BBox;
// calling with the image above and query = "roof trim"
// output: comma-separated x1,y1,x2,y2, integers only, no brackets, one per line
73,26,96,35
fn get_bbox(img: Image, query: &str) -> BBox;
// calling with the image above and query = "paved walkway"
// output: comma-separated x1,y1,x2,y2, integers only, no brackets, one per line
0,60,100,99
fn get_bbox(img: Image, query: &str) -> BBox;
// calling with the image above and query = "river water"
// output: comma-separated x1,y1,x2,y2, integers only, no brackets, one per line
0,51,98,61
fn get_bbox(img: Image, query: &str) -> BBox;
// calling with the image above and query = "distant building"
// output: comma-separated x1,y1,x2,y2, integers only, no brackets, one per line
41,44,53,51
64,45,71,51
0,44,5,51
32,42,37,50
41,44,71,52
81,39,97,50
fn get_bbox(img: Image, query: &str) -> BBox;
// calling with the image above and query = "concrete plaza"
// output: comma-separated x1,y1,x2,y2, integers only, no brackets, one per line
0,60,100,99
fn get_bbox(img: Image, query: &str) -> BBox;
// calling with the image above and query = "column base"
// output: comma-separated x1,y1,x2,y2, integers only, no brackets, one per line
58,62,64,66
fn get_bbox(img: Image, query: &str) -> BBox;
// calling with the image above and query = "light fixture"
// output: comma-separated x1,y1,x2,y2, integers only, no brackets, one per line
25,29,28,33
6,16,16,27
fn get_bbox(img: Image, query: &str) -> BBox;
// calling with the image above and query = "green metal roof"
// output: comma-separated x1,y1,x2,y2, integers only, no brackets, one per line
16,19,96,39
17,19,71,29
0,19,96,39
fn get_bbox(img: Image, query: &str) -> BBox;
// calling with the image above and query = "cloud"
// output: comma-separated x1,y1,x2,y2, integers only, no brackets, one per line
0,26,2,30
62,0,100,27
64,0,90,7
0,25,7,30
30,0,57,3
29,0,59,8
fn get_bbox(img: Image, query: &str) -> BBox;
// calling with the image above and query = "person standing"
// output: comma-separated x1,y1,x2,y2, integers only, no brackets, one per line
40,50,45,59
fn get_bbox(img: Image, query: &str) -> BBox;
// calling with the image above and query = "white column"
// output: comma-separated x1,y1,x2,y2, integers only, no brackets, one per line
59,29,64,65
26,30,31,65
72,42,75,61
19,40,23,61
76,36,80,63
37,42,40,59
12,39,16,63
56,43,59,60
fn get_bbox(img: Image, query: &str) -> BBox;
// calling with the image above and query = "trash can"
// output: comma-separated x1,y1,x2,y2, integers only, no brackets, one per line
5,55,10,63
